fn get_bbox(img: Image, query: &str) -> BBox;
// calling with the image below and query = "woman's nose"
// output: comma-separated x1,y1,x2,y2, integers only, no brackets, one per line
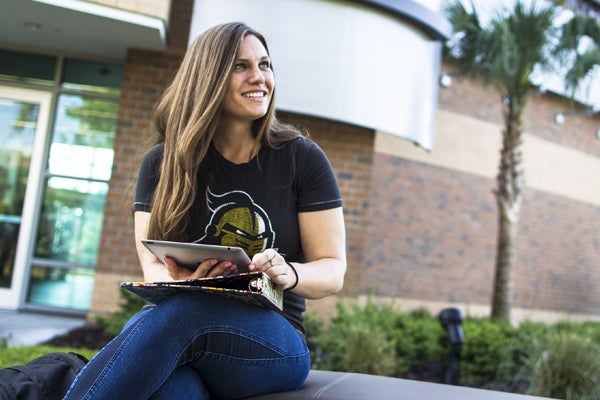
248,65,265,83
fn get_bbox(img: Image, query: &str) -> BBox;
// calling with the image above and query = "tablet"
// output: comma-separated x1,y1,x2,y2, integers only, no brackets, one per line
141,240,251,272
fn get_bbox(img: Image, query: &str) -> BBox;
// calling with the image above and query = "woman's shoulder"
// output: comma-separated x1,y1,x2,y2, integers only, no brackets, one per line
146,142,164,157
140,142,164,163
139,143,164,174
284,135,317,154
270,136,332,176
267,136,322,163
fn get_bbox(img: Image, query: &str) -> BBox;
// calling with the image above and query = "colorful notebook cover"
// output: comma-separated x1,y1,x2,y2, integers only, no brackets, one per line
120,271,283,311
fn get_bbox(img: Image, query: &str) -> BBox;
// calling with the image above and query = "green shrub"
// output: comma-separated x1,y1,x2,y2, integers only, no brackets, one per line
579,321,600,344
526,332,600,400
315,300,446,377
551,320,600,345
317,299,399,375
459,317,519,386
338,323,397,375
303,311,325,368
390,308,446,375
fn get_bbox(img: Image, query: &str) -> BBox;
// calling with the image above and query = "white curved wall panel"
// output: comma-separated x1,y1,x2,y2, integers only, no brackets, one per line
190,0,447,150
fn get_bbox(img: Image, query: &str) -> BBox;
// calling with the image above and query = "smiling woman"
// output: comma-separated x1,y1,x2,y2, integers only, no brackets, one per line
62,22,346,400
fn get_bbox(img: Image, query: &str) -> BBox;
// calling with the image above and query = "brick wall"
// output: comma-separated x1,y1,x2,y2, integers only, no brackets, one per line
361,62,600,320
439,65,600,158
166,0,193,52
362,155,600,316
363,159,497,303
517,190,600,314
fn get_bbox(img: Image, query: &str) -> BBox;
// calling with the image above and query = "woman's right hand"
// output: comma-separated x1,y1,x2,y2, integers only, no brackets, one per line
165,257,239,280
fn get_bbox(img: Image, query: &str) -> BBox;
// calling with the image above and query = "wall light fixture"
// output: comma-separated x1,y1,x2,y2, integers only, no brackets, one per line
439,73,452,88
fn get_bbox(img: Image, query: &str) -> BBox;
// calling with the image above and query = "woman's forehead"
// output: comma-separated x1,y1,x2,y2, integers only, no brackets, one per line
238,35,269,57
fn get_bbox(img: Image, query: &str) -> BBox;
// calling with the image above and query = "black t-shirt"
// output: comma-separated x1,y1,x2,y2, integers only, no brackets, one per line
133,136,342,334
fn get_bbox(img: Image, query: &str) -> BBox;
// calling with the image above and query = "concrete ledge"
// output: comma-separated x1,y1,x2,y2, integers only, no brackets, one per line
246,370,553,400
0,310,86,347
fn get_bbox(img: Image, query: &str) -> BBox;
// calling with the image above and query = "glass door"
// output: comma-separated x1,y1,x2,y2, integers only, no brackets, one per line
0,87,51,308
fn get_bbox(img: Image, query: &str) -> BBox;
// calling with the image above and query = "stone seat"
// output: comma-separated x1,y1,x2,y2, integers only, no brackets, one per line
246,370,552,400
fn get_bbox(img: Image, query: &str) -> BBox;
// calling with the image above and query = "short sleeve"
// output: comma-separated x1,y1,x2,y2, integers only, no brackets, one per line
294,139,342,212
133,144,163,212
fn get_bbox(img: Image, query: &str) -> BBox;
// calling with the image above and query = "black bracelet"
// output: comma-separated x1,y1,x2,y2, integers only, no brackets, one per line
285,261,299,290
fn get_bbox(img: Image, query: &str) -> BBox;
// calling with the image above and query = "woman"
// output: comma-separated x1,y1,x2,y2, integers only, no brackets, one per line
63,22,346,400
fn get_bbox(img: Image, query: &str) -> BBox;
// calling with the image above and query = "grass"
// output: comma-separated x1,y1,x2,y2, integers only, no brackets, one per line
526,332,600,400
0,345,98,369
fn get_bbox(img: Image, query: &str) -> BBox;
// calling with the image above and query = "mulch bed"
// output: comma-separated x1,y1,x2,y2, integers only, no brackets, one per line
44,324,112,350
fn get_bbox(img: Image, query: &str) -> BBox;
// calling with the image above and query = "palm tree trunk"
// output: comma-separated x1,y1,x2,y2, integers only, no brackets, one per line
491,98,525,321
491,202,519,320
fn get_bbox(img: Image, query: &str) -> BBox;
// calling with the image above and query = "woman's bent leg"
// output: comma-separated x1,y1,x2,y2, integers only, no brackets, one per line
63,293,309,400
149,367,208,400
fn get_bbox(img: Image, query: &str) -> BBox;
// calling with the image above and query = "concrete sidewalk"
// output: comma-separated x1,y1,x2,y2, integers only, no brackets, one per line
0,309,87,347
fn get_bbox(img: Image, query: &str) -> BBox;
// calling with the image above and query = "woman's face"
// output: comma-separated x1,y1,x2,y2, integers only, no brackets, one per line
221,34,274,124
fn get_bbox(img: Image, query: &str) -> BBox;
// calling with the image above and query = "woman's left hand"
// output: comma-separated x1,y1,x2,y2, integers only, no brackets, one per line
250,249,297,291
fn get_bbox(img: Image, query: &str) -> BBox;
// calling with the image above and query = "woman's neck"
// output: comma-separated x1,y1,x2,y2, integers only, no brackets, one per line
213,123,258,164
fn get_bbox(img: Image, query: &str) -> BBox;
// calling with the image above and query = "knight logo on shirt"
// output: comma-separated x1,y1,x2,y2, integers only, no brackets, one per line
199,188,275,257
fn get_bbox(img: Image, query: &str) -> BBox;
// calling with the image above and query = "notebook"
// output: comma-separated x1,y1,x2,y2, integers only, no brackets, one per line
121,271,283,311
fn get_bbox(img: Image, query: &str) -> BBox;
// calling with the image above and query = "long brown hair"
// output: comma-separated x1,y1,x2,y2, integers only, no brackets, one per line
146,22,304,241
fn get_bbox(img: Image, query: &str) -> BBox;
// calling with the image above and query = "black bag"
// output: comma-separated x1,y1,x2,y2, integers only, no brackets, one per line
0,352,88,400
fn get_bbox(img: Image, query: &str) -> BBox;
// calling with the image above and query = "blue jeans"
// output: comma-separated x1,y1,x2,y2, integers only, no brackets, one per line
63,292,310,400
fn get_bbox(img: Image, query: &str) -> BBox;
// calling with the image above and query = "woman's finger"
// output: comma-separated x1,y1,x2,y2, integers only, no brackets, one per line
251,249,282,272
190,259,240,279
164,257,196,280
263,261,296,290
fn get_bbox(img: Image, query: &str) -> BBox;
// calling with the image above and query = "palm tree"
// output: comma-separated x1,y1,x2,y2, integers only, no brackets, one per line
444,0,599,321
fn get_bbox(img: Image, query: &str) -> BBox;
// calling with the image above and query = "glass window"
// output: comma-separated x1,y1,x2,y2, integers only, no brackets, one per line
61,59,123,95
27,266,95,310
34,177,108,266
0,51,56,85
0,98,40,288
34,92,117,266
47,94,116,180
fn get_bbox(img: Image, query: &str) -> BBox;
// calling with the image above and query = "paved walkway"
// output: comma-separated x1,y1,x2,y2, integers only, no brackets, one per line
0,309,87,347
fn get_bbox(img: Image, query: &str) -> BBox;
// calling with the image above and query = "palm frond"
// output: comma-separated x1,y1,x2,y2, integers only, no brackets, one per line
564,48,600,91
445,0,558,98
444,1,487,74
554,13,600,95
555,14,600,54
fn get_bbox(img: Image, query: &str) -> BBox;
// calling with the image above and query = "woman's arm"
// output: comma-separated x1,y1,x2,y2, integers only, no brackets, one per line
295,206,347,299
251,207,346,299
134,211,172,282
